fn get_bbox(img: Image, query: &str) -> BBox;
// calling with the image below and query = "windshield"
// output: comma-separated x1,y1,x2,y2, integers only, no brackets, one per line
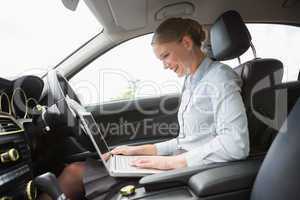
0,0,101,79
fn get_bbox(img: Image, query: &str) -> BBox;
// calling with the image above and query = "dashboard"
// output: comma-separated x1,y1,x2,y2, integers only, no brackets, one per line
0,76,43,119
0,75,44,200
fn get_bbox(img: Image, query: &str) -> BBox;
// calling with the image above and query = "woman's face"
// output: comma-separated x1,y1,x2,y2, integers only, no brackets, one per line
152,36,193,77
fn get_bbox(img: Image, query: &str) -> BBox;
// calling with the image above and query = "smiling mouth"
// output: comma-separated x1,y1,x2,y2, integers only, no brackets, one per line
174,65,179,72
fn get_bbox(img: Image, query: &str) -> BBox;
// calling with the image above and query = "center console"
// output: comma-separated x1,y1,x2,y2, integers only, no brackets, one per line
111,158,262,200
0,115,35,200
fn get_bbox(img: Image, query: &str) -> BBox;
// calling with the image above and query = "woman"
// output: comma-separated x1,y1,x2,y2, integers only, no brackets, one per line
41,17,249,200
111,17,249,169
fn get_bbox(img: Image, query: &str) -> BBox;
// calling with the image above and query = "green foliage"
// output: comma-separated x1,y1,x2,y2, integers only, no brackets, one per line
110,80,140,101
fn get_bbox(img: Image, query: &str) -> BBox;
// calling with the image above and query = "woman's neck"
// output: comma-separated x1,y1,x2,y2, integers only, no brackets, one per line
190,48,205,75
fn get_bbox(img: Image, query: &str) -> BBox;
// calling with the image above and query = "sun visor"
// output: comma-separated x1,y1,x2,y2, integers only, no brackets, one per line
107,0,147,31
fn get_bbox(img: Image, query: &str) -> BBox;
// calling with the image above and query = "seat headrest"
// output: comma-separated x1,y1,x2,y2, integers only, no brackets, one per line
234,58,283,107
210,10,251,61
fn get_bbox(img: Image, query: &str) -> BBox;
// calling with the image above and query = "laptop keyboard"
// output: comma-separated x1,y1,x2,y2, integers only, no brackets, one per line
113,155,166,174
115,155,138,170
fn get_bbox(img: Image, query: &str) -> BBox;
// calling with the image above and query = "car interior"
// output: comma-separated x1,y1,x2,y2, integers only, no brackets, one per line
1,0,300,199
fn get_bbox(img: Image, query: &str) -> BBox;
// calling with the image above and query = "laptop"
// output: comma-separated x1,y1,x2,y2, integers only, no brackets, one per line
78,111,165,177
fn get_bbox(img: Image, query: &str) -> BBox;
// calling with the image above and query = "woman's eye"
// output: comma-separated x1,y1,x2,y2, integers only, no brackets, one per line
163,53,169,59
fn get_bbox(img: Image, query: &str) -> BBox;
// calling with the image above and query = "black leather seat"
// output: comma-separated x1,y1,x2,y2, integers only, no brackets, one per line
186,10,298,200
186,90,300,200
250,96,300,200
252,81,300,145
139,11,297,200
210,10,284,155
236,59,283,154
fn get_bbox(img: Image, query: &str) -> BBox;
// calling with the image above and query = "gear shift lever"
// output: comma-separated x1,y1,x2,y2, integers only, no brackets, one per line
34,172,68,200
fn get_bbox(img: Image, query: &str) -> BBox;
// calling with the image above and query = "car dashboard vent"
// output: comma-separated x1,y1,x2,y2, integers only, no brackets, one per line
0,115,23,135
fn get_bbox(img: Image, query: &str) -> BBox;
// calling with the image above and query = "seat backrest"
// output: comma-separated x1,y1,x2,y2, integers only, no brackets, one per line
251,81,300,151
210,10,283,155
250,97,300,200
253,81,300,116
235,59,283,154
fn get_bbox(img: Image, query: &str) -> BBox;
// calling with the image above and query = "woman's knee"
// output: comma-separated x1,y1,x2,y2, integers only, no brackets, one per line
62,162,85,178
59,162,86,186
58,162,86,199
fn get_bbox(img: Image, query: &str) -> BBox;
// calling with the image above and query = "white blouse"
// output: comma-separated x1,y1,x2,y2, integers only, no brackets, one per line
155,57,249,167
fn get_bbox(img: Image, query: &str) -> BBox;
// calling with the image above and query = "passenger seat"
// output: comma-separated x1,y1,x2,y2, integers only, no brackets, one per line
250,96,300,200
210,10,284,155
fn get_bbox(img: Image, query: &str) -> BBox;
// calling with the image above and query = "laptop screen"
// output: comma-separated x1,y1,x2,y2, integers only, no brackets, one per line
81,113,111,161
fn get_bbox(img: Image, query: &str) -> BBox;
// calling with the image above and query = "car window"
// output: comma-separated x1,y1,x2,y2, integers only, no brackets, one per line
223,24,300,82
70,34,183,105
0,1,100,79
71,24,300,105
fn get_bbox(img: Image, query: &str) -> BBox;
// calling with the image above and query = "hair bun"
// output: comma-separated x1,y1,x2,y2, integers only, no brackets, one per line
184,18,206,43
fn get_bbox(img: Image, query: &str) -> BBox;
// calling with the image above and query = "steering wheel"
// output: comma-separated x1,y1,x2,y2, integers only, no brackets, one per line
47,69,81,106
45,70,88,140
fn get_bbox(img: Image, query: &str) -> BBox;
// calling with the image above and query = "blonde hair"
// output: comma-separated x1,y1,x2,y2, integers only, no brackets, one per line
152,17,206,47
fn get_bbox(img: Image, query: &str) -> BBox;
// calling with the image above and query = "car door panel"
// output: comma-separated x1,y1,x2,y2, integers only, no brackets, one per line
85,94,180,147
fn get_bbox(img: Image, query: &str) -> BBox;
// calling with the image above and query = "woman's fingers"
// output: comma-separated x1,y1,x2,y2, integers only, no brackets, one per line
131,158,154,169
111,145,139,155
130,156,181,170
102,152,111,161
132,158,149,164
111,146,128,155
110,148,121,155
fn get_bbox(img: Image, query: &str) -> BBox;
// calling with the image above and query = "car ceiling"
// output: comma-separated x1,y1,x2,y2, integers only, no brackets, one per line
84,0,300,36
59,0,300,77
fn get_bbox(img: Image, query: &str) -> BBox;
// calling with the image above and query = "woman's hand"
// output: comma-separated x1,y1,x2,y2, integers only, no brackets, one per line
131,155,187,170
110,146,139,156
102,152,111,161
110,144,157,156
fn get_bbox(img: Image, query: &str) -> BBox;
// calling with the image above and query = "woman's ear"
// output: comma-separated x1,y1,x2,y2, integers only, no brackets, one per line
181,35,193,51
